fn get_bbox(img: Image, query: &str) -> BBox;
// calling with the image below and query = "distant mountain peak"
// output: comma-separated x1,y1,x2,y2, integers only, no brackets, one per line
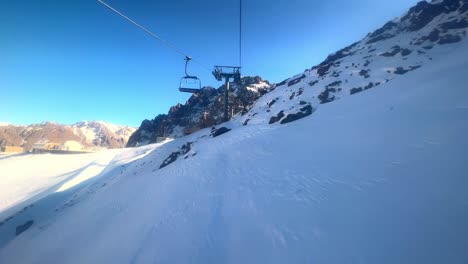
0,121,136,150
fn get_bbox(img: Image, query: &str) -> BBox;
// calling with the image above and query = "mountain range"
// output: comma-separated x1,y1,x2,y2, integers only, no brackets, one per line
0,121,136,150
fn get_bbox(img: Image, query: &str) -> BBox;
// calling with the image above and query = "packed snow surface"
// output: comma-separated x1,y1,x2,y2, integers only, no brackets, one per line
1,36,468,264
0,151,121,213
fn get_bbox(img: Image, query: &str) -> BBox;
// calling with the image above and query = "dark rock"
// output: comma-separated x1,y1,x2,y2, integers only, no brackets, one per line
243,119,250,126
160,152,179,169
359,69,370,78
211,127,231,138
269,111,285,124
401,48,412,56
428,29,441,42
311,42,359,77
439,34,462,44
267,98,277,108
461,2,468,13
318,88,336,104
394,65,421,75
319,42,359,67
366,33,395,44
368,21,398,39
297,88,304,96
364,82,375,90
330,71,341,78
316,63,333,77
325,81,342,89
350,87,363,95
401,0,461,32
308,80,318,87
289,92,296,100
381,45,402,57
280,105,314,124
440,19,468,30
416,28,449,46
16,220,34,236
276,79,288,87
288,74,306,86
160,142,192,169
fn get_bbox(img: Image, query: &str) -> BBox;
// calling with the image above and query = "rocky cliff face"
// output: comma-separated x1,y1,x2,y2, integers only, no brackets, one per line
126,76,272,147
0,121,136,151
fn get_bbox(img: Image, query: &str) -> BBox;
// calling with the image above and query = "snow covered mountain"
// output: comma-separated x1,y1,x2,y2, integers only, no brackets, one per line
238,0,468,126
72,121,136,148
129,0,467,146
0,121,136,150
0,0,467,263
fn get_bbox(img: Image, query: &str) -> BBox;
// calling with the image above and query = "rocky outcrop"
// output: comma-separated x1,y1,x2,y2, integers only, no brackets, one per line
16,220,34,236
127,76,272,147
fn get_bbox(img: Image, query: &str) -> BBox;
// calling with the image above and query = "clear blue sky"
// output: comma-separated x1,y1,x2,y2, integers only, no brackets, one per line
0,0,419,127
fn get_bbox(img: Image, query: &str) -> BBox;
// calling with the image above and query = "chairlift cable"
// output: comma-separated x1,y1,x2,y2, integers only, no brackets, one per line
96,0,211,72
239,0,242,68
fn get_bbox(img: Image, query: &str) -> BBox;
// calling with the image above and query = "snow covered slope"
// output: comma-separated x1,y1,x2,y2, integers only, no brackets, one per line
237,0,468,126
0,150,123,213
0,33,467,263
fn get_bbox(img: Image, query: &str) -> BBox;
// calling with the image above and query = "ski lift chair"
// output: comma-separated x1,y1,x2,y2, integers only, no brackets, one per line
179,56,201,93
179,75,201,93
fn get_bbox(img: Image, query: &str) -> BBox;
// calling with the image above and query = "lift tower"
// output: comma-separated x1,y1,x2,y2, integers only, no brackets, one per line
213,66,241,122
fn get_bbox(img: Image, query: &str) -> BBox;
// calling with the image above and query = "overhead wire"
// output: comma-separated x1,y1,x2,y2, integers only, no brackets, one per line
96,0,211,72
239,0,242,68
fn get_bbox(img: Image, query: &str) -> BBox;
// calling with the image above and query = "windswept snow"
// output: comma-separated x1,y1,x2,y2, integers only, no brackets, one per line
0,38,467,263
